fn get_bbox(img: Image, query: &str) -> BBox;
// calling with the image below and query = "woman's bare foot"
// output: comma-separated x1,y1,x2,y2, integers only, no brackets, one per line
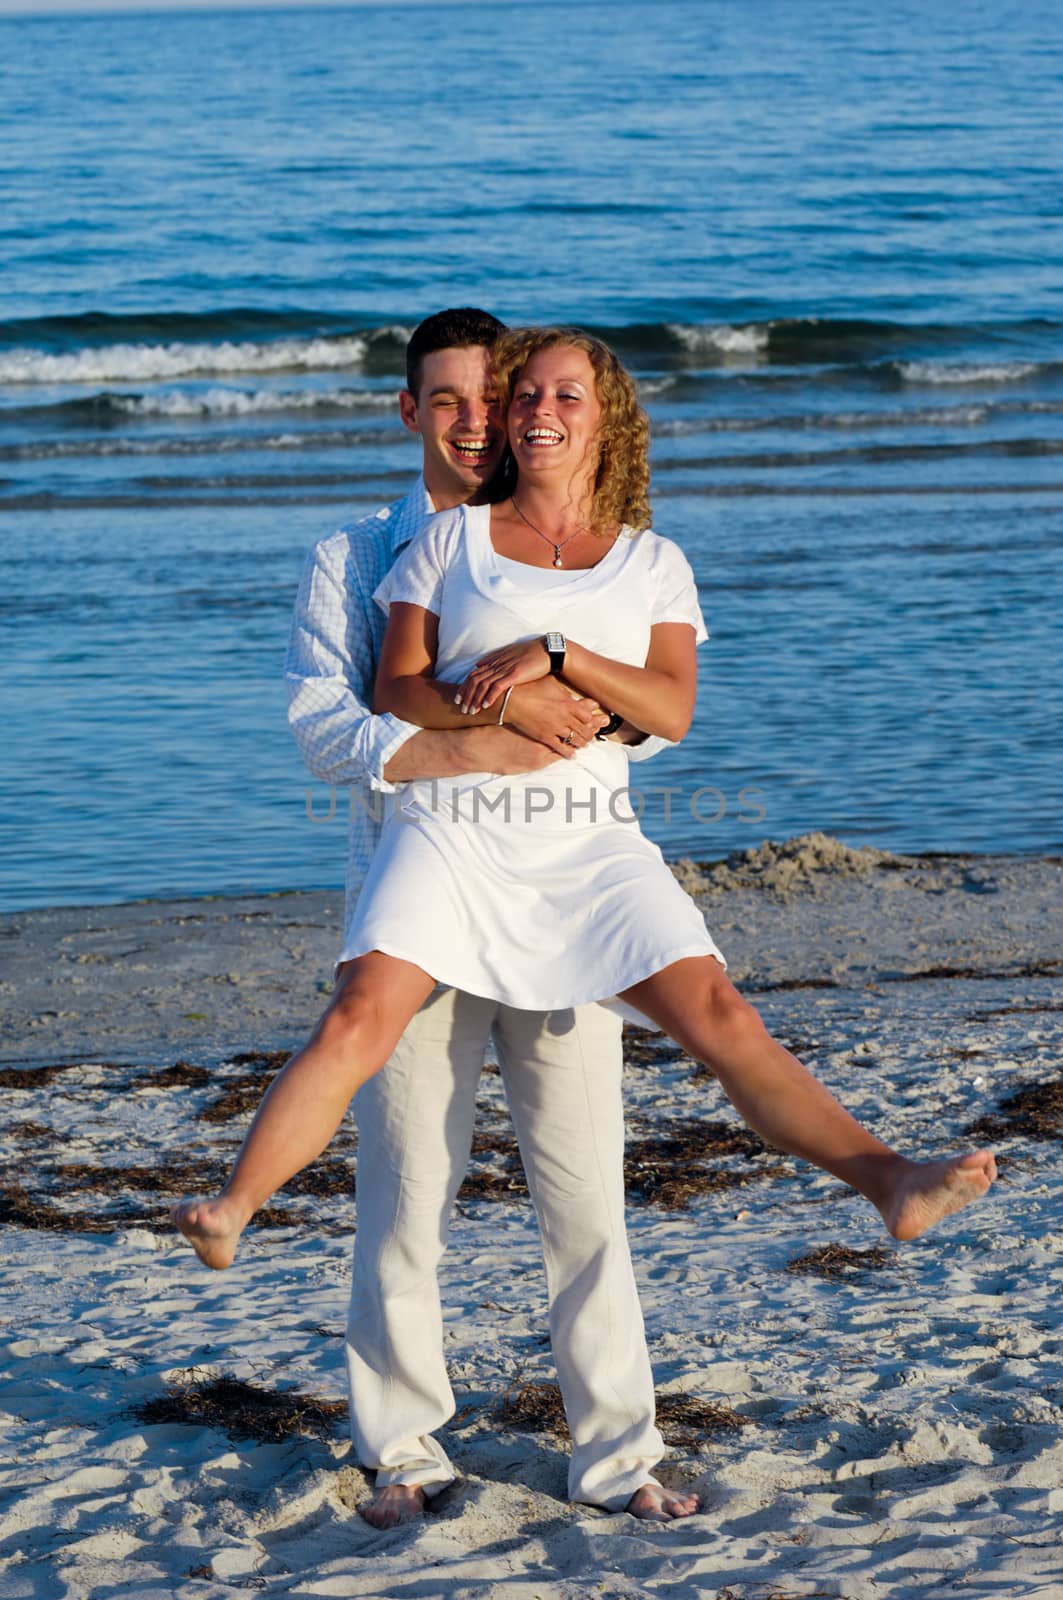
626,1482,699,1520
880,1150,997,1242
170,1195,248,1270
360,1484,426,1529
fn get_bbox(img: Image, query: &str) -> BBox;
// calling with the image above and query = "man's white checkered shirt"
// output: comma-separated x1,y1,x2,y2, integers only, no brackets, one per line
285,476,669,925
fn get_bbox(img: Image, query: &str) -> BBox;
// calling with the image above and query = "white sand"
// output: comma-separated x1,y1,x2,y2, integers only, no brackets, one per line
1,839,1061,1598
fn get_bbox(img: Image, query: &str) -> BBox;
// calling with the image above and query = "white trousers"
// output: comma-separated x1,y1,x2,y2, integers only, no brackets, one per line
345,987,665,1511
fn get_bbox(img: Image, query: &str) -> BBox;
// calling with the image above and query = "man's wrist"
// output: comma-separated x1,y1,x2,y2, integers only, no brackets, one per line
384,727,459,782
383,725,505,783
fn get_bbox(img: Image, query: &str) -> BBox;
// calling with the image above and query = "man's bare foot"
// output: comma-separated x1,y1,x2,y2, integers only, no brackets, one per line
170,1195,247,1270
360,1483,426,1529
626,1482,699,1520
881,1150,997,1242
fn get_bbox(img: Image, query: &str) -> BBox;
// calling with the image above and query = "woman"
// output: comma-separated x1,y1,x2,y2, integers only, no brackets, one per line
174,328,995,1270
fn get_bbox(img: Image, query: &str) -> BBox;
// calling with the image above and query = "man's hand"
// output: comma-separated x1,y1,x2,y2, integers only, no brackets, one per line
383,724,565,784
504,678,610,757
467,726,566,775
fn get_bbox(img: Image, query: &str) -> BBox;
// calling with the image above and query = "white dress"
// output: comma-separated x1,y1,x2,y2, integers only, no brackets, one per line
339,502,726,1009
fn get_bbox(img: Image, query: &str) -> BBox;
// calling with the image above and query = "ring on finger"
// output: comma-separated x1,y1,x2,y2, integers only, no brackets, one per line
563,731,574,745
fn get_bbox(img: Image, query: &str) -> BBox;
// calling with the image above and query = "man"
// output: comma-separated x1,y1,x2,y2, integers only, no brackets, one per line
285,309,697,1525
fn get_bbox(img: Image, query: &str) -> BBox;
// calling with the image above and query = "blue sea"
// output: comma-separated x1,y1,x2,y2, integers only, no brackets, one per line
1,0,1060,911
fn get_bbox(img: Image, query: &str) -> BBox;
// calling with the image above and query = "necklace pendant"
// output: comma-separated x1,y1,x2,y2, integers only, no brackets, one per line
553,550,563,568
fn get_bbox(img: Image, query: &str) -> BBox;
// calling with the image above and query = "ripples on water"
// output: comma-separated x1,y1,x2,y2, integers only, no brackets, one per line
0,0,1060,908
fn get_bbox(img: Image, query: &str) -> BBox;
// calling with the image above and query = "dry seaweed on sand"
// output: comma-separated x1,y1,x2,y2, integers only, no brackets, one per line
0,1182,158,1234
470,1129,522,1158
459,1165,530,1201
965,1078,1063,1143
250,1205,315,1229
786,1243,896,1280
44,1157,230,1196
0,1141,345,1231
141,1060,211,1089
495,1379,570,1437
1,1058,210,1096
630,1116,769,1165
130,1373,347,1444
624,1158,782,1211
277,1158,353,1197
967,1000,1063,1020
457,1113,745,1203
0,1174,318,1237
624,1116,788,1211
621,1024,687,1069
458,1128,530,1201
0,1061,102,1089
196,1073,275,1124
228,1049,293,1071
194,1049,293,1123
655,1392,753,1447
495,1379,751,1448
717,1591,837,1600
885,958,1061,985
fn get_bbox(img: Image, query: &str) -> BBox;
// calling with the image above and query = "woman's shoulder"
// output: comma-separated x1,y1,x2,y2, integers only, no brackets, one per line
621,524,694,574
418,501,469,544
398,501,474,568
622,524,705,634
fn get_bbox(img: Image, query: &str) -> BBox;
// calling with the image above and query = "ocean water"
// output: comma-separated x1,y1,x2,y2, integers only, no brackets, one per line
1,0,1060,910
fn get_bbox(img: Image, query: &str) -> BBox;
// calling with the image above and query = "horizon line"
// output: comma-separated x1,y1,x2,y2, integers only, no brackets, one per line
1,0,560,16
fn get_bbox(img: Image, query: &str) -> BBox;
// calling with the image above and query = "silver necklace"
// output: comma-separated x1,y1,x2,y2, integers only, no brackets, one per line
511,496,584,568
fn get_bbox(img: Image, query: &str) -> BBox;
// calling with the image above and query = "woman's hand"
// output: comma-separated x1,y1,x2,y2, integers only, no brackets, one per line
505,680,609,755
455,637,551,714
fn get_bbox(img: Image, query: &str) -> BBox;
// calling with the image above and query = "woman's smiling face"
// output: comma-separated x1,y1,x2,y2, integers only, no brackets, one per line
508,345,602,486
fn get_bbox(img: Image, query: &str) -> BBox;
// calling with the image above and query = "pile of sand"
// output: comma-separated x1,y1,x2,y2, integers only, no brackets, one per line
671,831,909,897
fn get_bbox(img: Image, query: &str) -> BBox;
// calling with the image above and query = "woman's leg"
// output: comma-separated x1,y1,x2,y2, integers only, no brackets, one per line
172,953,436,1268
620,957,996,1240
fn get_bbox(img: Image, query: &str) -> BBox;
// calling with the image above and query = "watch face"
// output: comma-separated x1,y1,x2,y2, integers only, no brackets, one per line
546,632,565,654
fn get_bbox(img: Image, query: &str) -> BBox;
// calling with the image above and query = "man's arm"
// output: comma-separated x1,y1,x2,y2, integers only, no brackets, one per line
286,535,417,791
384,725,562,782
285,538,567,789
375,602,610,757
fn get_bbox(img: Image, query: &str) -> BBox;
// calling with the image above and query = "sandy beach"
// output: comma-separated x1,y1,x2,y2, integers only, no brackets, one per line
1,834,1061,1599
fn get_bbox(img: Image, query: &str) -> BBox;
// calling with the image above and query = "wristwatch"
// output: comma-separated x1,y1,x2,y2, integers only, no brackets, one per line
543,631,566,677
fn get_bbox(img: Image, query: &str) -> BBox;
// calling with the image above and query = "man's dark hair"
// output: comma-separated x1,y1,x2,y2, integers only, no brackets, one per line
405,307,506,397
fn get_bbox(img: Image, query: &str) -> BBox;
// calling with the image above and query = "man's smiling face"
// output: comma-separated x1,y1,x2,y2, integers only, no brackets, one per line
400,345,504,509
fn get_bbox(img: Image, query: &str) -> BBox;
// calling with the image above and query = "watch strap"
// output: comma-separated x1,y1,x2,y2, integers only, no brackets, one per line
596,711,624,740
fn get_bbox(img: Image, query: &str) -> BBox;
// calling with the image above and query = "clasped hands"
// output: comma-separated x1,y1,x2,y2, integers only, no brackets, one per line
455,638,608,757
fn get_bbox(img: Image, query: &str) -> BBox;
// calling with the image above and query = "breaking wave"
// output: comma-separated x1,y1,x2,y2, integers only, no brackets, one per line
896,360,1039,387
0,337,372,385
0,310,1058,396
664,322,771,357
107,385,395,418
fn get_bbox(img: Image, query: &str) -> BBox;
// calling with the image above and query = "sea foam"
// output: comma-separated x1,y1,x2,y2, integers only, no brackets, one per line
107,386,395,418
0,336,370,385
666,323,770,356
898,360,1037,387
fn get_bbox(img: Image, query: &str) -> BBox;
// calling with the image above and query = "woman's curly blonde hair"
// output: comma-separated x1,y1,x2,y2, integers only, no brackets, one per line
489,327,652,535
